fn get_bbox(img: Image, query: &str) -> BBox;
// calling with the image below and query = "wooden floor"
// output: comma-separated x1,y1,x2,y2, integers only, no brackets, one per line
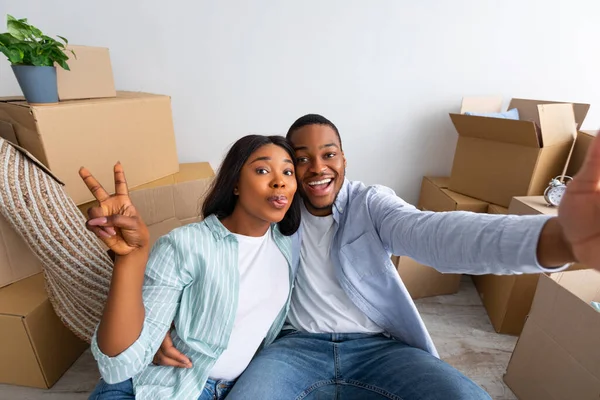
0,276,518,400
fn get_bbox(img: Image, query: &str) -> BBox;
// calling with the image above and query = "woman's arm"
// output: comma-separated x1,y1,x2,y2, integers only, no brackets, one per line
97,246,149,356
91,235,187,384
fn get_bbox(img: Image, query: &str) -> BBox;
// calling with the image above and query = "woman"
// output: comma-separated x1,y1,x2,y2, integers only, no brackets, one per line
84,135,300,400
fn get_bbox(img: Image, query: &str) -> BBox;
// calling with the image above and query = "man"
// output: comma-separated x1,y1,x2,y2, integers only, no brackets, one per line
159,114,600,399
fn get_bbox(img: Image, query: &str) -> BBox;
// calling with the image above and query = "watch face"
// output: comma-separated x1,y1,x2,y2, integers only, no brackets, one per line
548,186,567,206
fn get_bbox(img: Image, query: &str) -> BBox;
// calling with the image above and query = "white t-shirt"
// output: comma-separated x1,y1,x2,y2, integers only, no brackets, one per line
208,227,290,380
285,205,383,333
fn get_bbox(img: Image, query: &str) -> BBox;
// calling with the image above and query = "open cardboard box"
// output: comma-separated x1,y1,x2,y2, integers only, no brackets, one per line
448,97,589,207
567,129,597,177
394,177,488,299
504,269,600,399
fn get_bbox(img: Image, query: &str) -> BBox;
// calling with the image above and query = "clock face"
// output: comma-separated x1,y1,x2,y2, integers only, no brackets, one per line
548,186,567,206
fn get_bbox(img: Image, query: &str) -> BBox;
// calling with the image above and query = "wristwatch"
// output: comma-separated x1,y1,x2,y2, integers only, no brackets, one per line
543,176,572,207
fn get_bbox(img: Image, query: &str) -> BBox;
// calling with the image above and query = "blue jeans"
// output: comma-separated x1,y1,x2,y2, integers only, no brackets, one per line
88,376,235,399
227,330,491,400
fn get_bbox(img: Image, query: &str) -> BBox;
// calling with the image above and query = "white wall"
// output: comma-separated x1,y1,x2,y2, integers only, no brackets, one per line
1,0,599,205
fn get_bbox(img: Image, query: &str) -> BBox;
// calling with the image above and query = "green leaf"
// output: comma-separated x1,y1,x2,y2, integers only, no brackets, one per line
7,19,27,41
56,58,69,71
30,52,52,67
57,35,68,45
0,33,17,45
0,45,24,64
1,15,71,68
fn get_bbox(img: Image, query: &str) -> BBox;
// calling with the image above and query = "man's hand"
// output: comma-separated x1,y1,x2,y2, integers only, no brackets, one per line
153,329,192,368
558,132,600,271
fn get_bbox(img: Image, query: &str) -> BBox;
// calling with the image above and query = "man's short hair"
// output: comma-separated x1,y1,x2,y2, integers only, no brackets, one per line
286,114,342,149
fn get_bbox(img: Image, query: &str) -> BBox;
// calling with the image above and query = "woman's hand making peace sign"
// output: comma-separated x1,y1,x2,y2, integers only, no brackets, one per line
79,162,150,256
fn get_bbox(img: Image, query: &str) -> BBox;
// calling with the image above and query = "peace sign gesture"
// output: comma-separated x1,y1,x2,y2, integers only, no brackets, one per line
79,162,149,256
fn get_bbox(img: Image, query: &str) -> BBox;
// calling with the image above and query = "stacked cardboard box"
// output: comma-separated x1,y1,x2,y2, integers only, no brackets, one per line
0,46,195,388
394,97,590,301
439,96,596,335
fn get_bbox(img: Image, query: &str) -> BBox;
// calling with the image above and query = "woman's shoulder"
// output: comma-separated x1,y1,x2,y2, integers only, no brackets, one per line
162,219,214,243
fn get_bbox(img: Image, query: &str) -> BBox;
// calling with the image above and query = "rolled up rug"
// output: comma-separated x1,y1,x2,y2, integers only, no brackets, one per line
0,138,112,343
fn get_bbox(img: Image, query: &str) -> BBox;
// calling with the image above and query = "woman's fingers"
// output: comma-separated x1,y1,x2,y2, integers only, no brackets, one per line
113,162,130,196
79,167,110,202
87,207,116,236
152,349,192,368
87,215,139,231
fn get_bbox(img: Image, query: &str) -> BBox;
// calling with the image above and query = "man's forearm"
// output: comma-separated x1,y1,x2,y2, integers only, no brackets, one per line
536,217,576,268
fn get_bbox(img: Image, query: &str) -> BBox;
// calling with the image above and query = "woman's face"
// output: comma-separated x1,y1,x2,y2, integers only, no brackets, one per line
235,143,297,224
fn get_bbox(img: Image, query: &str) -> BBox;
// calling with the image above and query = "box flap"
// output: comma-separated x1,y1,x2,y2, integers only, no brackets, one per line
0,96,26,103
0,121,18,144
10,91,170,110
0,273,46,316
537,103,577,147
508,196,558,216
550,269,600,303
509,98,590,130
133,162,215,190
487,204,508,214
460,96,503,114
449,114,540,147
0,139,63,185
424,177,450,189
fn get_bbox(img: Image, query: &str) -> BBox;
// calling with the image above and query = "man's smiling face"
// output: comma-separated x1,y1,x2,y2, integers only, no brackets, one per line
288,124,346,216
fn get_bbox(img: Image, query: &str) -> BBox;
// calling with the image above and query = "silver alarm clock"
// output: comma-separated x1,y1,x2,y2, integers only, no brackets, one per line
543,176,572,207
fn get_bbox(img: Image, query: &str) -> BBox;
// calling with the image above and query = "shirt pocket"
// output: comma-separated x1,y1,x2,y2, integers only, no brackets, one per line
340,231,395,279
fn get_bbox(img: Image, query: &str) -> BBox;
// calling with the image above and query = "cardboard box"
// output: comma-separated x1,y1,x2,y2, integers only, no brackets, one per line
0,273,88,388
0,213,42,289
449,97,589,207
487,204,508,214
504,270,600,399
472,196,587,335
0,142,64,288
56,45,116,101
567,129,598,177
79,162,216,247
395,177,488,299
0,92,180,204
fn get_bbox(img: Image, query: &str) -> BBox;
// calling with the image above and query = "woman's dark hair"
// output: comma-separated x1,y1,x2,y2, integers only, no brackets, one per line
202,135,301,236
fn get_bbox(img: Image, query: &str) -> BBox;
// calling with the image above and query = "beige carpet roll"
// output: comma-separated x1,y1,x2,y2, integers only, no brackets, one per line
0,138,112,343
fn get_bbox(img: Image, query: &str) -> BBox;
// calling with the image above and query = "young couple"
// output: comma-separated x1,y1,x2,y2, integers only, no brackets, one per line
83,114,600,400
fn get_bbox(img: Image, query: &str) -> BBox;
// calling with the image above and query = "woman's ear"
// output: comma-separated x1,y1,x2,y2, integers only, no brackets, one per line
233,186,239,195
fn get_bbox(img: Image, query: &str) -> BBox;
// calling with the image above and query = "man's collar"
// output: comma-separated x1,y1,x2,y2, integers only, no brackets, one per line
333,178,350,215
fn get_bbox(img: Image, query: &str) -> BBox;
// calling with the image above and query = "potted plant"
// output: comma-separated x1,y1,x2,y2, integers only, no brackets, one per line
0,15,75,105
